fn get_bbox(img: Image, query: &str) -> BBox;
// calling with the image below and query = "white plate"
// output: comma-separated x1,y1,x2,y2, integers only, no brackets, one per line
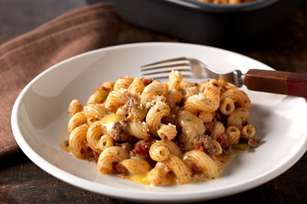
11,42,307,203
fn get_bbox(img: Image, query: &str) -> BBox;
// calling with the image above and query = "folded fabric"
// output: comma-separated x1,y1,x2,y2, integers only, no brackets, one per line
0,2,121,160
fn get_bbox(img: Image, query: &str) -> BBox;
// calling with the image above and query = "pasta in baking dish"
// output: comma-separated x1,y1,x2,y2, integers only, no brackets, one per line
63,70,261,186
197,0,255,4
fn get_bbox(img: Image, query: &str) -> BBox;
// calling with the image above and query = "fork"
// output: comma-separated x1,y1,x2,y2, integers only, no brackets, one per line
140,57,307,98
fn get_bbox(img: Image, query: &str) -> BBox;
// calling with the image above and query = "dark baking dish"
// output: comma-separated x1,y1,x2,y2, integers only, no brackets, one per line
88,0,307,47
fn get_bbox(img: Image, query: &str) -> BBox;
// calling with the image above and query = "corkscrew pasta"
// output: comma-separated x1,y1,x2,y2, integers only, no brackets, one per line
63,70,261,186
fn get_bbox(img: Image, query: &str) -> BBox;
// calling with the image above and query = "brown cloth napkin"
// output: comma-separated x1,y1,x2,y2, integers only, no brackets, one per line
0,2,120,160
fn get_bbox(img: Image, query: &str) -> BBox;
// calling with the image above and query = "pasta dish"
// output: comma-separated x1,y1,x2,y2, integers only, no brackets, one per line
197,0,255,4
63,70,261,186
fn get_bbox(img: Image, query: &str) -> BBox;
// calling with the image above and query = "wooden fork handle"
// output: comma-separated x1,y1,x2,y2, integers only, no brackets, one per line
245,69,307,98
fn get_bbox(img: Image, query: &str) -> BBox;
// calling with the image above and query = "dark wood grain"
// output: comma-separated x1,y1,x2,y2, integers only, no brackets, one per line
287,72,307,97
1,0,307,203
245,69,289,95
245,69,307,97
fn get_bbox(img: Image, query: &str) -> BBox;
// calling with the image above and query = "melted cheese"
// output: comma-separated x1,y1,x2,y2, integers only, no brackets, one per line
123,171,175,186
121,151,244,186
60,141,70,152
101,113,124,134
124,172,151,185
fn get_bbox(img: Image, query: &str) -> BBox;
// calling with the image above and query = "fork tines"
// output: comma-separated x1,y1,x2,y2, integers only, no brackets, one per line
141,57,193,79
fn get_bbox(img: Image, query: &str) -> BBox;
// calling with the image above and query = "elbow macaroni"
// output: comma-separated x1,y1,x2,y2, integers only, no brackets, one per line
63,70,260,186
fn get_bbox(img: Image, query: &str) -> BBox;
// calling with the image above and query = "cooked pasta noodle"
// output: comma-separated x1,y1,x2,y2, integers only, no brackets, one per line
97,146,129,174
157,124,177,141
227,107,249,128
226,126,240,145
84,103,109,121
101,81,115,91
219,97,235,115
68,111,87,133
68,99,83,118
241,124,256,139
182,86,198,100
211,121,225,139
168,70,183,91
146,101,170,136
183,149,220,179
141,80,165,104
163,154,192,184
178,110,206,150
128,77,145,95
99,135,114,151
128,118,149,139
198,111,215,123
184,79,221,114
150,140,182,159
69,124,89,159
221,87,251,109
114,76,134,91
105,89,130,112
121,158,151,174
165,90,183,108
149,143,171,162
148,162,171,186
86,93,98,105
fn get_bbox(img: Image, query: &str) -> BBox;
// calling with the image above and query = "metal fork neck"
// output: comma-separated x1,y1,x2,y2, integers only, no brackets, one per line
233,70,245,87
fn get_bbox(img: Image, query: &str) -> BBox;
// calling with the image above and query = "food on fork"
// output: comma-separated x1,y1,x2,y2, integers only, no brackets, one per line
63,70,261,186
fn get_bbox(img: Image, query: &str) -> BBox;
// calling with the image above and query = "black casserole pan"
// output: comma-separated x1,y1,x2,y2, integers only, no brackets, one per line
88,0,307,47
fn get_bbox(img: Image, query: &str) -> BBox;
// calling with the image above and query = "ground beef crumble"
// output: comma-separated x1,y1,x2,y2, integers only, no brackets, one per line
248,137,261,148
130,137,153,159
140,77,153,86
216,133,229,148
196,135,220,157
110,120,129,142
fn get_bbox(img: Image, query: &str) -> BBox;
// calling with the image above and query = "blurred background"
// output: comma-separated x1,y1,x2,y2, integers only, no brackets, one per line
1,0,307,73
1,0,307,203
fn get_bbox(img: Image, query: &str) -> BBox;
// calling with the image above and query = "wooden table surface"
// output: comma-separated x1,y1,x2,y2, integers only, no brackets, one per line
1,0,307,203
